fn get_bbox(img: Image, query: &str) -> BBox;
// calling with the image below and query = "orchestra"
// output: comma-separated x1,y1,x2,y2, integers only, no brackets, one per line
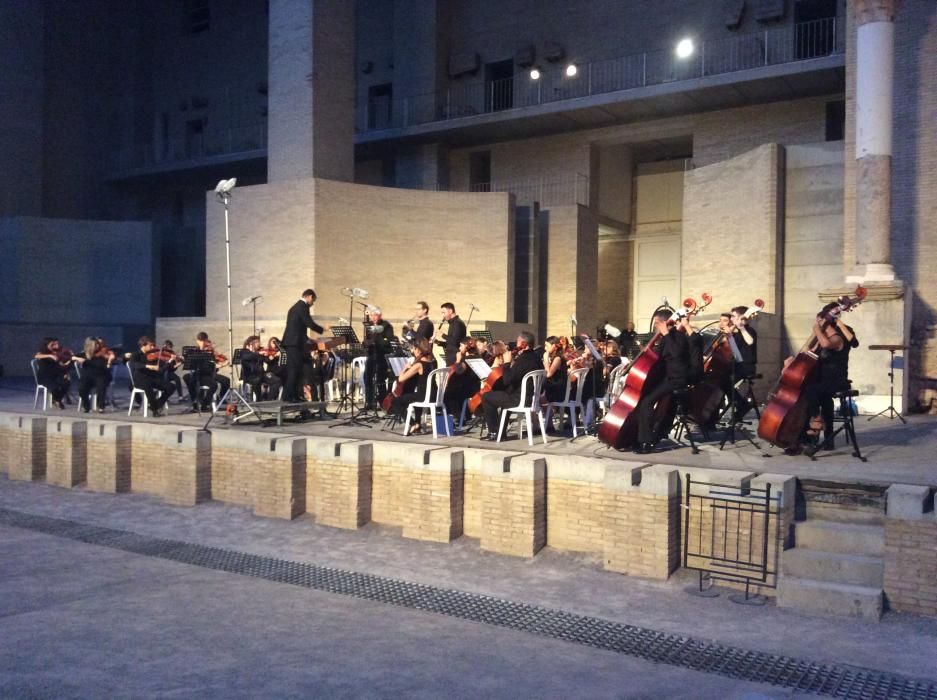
27,286,869,461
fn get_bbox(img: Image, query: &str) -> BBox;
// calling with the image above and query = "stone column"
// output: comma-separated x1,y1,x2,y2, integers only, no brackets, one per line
850,0,899,282
267,0,355,182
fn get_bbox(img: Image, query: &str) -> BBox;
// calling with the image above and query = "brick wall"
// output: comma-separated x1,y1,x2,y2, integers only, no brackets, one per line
308,439,372,530
7,416,46,482
480,454,546,558
86,421,132,493
884,518,937,616
402,448,464,543
461,448,521,539
45,418,87,489
130,425,211,506
544,455,612,555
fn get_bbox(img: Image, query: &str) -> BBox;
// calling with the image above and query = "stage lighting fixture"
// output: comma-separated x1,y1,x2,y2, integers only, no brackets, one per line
529,68,541,80
565,63,578,77
676,38,695,59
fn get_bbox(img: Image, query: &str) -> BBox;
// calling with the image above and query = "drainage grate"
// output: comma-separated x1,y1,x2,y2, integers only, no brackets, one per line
2,506,935,700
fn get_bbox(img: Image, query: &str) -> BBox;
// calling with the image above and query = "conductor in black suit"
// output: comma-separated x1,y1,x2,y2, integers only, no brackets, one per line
281,289,328,402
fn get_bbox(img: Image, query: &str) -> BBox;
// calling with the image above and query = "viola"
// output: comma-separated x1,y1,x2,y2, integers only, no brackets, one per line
597,295,706,450
688,299,764,426
757,287,866,448
145,348,179,365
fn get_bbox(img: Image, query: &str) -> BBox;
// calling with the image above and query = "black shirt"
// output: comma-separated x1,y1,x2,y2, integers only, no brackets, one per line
282,300,324,347
438,316,467,365
731,324,758,376
819,327,858,386
415,318,434,341
241,349,265,381
500,348,543,398
657,331,691,386
365,320,395,356
130,350,159,378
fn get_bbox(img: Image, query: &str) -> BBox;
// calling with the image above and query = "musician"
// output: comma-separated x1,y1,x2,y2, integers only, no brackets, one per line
480,332,542,440
363,306,395,409
263,337,287,385
542,336,568,403
281,289,328,402
444,337,482,418
476,337,492,364
620,321,640,360
389,338,437,433
489,340,508,368
241,335,282,400
129,336,170,416
303,341,335,402
183,332,230,411
435,302,467,366
796,313,859,456
76,337,113,413
634,311,692,454
677,317,705,385
159,340,185,402
413,301,435,341
729,306,758,378
34,337,71,409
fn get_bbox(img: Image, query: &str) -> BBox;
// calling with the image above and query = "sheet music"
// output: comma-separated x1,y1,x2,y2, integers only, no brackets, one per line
465,358,492,380
387,357,409,375
581,337,603,362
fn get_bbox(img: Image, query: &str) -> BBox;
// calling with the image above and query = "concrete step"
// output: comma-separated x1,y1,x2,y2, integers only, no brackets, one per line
794,521,884,556
777,576,882,622
781,549,883,588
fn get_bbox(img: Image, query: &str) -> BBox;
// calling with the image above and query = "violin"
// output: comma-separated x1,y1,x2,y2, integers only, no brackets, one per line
203,340,228,365
145,347,179,365
757,287,867,448
55,348,75,365
598,295,706,450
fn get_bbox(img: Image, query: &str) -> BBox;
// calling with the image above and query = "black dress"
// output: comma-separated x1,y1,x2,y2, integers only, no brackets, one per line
543,355,568,403
390,358,437,420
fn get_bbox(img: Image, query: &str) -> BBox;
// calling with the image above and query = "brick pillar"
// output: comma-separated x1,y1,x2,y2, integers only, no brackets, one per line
309,439,372,529
461,448,522,539
480,454,546,558
86,422,132,493
253,436,307,520
604,464,679,580
45,418,87,489
9,416,46,482
131,425,211,506
850,0,899,282
0,413,21,476
371,442,445,528
544,455,610,554
883,484,937,616
402,448,464,543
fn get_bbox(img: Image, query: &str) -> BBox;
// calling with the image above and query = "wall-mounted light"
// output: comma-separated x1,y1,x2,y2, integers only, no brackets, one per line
529,68,541,80
675,38,695,59
565,63,578,77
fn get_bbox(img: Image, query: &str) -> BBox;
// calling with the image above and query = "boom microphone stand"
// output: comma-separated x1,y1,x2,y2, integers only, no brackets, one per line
204,178,256,429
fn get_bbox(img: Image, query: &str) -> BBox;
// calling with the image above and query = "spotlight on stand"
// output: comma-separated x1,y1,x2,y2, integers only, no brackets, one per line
565,63,577,77
214,177,237,200
529,68,541,80
675,38,695,59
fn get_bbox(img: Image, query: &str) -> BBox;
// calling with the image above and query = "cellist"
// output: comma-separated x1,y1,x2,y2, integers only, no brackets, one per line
389,338,436,434
633,311,692,454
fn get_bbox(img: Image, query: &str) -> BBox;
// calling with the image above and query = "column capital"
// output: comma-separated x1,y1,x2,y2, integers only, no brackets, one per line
853,0,899,25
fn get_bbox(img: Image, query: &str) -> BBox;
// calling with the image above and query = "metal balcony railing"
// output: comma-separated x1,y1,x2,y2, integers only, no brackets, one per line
393,173,590,208
113,122,267,173
361,17,843,133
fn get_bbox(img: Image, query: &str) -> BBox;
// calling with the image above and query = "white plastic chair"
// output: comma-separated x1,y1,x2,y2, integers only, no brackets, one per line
545,366,590,437
403,367,452,438
127,365,153,417
30,359,50,410
350,356,368,400
497,369,547,446
598,362,628,417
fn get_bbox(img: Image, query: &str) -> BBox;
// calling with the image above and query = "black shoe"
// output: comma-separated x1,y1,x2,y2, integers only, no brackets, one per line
633,442,654,455
821,439,835,451
783,445,803,456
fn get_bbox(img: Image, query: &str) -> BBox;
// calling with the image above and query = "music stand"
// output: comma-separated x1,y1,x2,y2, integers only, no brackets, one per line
868,344,907,423
328,326,375,428
718,363,762,452
570,336,603,441
470,330,494,344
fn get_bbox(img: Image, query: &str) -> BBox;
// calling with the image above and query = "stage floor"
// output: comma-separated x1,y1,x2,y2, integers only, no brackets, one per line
2,378,935,487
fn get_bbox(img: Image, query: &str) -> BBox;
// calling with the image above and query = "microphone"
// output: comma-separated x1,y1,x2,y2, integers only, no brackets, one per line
470,303,480,312
340,287,354,297
337,317,349,325
571,315,578,326
353,287,370,299
242,295,261,306
661,296,670,306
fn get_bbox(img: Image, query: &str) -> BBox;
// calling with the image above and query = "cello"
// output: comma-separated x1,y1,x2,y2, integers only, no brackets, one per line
688,299,764,426
757,287,867,448
597,296,702,450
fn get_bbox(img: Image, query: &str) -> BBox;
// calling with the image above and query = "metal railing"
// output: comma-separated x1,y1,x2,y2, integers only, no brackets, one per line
113,122,267,173
362,17,843,133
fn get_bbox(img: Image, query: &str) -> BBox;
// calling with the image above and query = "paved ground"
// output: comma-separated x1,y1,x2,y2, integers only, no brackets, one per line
2,377,935,487
1,474,936,698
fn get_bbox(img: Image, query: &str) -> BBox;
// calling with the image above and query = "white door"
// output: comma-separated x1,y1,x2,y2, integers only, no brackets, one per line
632,235,681,332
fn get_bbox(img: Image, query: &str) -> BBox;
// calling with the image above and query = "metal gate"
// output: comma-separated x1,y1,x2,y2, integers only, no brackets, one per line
682,475,779,597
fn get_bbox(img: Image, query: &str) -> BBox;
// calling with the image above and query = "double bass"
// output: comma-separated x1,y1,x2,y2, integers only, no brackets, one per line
688,299,764,426
757,287,867,448
597,297,702,450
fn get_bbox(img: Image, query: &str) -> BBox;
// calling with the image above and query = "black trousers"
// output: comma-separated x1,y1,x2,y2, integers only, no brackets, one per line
79,371,110,411
636,379,681,445
183,371,230,407
804,378,849,441
390,391,423,421
245,373,282,401
282,345,305,402
134,372,169,411
365,354,389,407
161,368,184,398
482,390,521,433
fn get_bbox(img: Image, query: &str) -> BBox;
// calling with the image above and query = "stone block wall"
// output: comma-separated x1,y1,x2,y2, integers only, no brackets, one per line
480,454,546,558
7,416,46,482
544,455,615,555
402,448,464,543
253,436,307,521
308,439,372,530
884,485,937,616
370,442,445,528
86,421,132,493
210,430,277,508
461,448,521,539
130,425,211,506
45,418,87,489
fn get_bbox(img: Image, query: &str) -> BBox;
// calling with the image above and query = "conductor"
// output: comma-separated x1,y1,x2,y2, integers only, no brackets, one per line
281,289,329,402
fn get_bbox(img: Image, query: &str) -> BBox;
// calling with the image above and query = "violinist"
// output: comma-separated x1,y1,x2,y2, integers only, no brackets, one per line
34,337,71,409
603,340,623,372
240,335,280,400
263,337,287,385
791,311,859,456
303,340,334,402
390,338,437,434
363,306,395,410
444,337,481,418
542,336,568,403
129,336,170,416
480,332,541,440
435,302,467,366
159,340,185,402
633,311,692,454
729,306,758,379
76,336,114,413
476,337,492,365
183,332,230,411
